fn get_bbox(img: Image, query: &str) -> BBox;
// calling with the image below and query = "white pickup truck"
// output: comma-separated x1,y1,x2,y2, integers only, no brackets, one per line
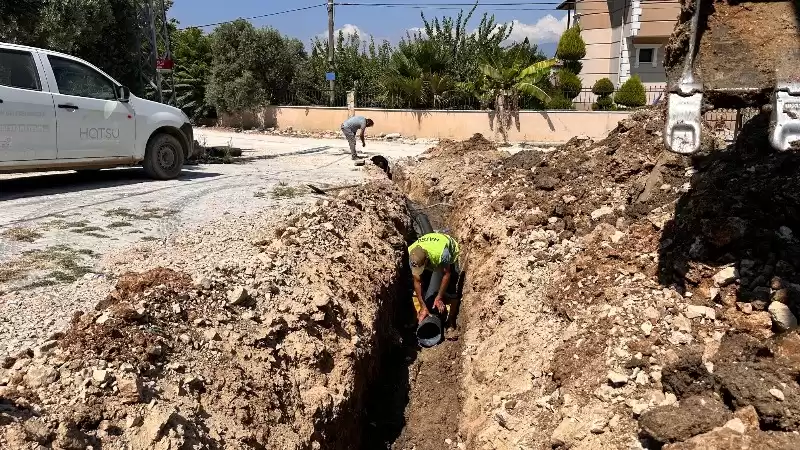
0,42,194,180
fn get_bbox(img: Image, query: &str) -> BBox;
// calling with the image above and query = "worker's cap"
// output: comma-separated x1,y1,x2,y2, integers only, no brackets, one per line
409,246,427,276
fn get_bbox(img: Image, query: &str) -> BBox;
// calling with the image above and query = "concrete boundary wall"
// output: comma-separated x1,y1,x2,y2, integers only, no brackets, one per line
218,106,635,143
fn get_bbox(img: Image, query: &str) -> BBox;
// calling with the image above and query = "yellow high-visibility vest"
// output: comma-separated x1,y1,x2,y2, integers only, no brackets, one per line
408,232,459,272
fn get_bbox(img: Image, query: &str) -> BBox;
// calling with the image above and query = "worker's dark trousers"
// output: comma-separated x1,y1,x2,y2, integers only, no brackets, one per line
341,126,358,158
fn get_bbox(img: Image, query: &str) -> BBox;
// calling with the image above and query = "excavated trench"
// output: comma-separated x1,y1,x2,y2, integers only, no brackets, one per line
350,151,480,450
359,197,467,450
357,145,564,449
18,120,800,449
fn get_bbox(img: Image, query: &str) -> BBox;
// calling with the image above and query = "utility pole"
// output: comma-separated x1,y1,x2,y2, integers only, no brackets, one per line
327,0,335,106
156,0,176,105
136,0,175,105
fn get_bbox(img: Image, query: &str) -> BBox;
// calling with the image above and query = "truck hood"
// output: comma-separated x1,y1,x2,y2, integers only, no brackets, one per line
130,95,188,121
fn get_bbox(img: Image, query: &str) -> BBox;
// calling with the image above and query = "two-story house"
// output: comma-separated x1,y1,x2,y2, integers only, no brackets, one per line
558,0,680,92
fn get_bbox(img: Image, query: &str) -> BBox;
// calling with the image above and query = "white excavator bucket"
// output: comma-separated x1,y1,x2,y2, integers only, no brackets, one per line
770,80,800,151
665,86,704,155
662,0,798,154
663,0,704,155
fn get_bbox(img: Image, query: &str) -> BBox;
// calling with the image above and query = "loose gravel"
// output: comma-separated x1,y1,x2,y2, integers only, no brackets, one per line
0,130,436,356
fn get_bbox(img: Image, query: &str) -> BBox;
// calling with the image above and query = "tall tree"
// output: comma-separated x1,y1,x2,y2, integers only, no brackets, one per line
300,31,392,104
206,20,268,113
0,0,174,95
0,0,47,44
407,4,513,82
206,20,305,114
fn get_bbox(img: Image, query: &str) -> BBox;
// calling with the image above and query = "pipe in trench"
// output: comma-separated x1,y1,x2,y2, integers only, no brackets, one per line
409,207,452,349
409,208,452,304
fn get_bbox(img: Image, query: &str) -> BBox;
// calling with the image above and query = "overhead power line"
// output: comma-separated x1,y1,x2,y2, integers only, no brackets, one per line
178,4,326,30
337,1,678,6
338,1,563,5
337,1,679,13
177,0,679,31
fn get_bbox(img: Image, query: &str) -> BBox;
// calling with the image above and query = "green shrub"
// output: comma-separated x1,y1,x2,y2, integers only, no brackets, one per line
592,95,616,111
562,60,583,75
592,78,615,96
614,75,647,108
547,94,575,110
557,70,582,100
555,25,586,61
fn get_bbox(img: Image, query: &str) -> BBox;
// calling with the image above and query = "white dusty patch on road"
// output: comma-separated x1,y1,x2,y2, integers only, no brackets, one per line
0,130,429,356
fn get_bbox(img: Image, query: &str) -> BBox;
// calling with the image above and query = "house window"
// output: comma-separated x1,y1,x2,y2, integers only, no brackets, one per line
635,46,658,68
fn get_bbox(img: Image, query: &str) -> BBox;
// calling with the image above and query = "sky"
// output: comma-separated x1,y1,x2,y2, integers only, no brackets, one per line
169,1,570,56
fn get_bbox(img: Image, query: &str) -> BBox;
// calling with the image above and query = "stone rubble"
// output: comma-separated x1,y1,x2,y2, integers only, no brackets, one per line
0,179,412,450
394,108,800,448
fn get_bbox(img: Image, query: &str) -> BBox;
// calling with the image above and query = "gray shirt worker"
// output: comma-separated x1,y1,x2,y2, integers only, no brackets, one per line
340,115,373,159
342,115,368,133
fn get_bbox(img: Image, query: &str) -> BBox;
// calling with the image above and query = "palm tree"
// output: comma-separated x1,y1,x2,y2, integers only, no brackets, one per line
175,64,213,122
426,73,457,109
383,40,457,109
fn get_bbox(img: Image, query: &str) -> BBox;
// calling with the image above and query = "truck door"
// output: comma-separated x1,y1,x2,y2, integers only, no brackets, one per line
0,48,57,162
44,55,135,159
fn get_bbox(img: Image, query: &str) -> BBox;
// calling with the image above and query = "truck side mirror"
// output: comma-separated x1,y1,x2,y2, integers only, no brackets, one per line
117,86,131,102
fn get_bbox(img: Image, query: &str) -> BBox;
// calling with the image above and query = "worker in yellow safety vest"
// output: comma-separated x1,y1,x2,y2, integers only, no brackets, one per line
408,232,460,323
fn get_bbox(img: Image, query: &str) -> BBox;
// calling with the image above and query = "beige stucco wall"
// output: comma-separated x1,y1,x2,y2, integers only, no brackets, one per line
639,0,680,37
218,107,635,143
641,1,680,22
629,35,669,91
578,0,627,89
639,20,677,37
581,28,616,91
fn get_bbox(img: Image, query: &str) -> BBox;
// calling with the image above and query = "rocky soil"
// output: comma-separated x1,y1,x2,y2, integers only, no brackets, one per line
3,102,800,450
393,107,800,448
0,177,412,449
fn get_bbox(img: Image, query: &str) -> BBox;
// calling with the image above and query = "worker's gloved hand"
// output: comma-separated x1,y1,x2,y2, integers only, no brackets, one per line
433,296,446,314
417,307,429,323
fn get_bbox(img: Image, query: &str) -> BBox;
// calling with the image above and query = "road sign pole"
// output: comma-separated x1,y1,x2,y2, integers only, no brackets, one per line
327,0,335,106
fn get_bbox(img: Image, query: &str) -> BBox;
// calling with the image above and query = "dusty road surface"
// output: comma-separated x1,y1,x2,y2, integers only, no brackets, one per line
0,130,431,355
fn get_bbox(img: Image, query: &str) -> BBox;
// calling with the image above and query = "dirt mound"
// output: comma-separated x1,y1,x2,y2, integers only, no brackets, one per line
394,106,800,448
424,133,497,158
93,268,192,312
0,180,411,450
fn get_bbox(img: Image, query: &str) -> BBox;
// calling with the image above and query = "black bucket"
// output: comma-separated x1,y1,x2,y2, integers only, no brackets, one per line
371,155,392,179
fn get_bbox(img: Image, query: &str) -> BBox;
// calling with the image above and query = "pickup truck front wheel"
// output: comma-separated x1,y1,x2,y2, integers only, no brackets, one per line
143,133,184,180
